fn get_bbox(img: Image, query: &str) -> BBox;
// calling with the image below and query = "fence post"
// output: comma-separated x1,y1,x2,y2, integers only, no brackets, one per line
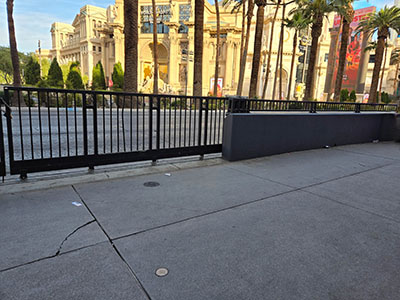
355,103,361,113
4,88,15,176
309,102,317,113
198,97,203,147
203,98,209,147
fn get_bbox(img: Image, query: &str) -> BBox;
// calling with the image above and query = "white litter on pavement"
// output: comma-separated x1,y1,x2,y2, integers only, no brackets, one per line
165,173,171,177
72,201,83,207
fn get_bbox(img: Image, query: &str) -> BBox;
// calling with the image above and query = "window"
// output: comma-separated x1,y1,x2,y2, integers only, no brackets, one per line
179,4,191,33
141,5,171,34
99,46,102,52
324,53,329,62
369,54,375,64
93,45,96,52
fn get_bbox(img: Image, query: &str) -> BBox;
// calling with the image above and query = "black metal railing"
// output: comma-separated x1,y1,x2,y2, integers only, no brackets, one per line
0,86,398,178
3,86,227,177
228,98,398,114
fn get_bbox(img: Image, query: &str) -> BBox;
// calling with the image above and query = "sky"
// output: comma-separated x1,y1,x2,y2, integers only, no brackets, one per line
0,0,395,53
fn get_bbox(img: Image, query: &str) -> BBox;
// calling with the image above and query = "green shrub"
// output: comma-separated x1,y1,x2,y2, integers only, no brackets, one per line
92,61,106,90
112,62,124,90
66,69,84,90
47,58,63,88
340,89,349,102
24,56,41,85
381,92,391,104
349,90,357,102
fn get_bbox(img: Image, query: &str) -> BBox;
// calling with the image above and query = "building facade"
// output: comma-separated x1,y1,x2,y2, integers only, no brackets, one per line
45,1,399,100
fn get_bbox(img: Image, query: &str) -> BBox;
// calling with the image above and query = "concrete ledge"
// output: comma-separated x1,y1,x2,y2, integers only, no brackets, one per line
222,112,399,161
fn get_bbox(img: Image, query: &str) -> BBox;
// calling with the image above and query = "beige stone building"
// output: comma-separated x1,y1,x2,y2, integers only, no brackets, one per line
45,1,399,100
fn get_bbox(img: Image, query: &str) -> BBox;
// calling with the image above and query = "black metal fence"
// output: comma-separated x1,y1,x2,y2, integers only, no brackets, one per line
0,86,398,179
228,97,398,113
3,86,227,178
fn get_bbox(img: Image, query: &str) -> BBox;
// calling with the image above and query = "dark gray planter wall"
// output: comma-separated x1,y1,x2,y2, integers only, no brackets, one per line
222,113,398,161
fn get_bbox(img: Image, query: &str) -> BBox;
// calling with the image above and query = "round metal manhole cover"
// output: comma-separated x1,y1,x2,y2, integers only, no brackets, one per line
155,267,169,277
144,181,160,187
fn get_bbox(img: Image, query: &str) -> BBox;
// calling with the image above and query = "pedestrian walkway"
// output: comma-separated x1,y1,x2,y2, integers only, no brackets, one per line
1,142,400,299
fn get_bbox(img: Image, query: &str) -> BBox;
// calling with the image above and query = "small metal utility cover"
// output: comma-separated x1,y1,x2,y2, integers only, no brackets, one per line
144,181,160,187
155,267,169,277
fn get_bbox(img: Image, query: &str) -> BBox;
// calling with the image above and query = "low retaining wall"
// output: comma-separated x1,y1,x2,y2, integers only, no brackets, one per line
222,112,399,161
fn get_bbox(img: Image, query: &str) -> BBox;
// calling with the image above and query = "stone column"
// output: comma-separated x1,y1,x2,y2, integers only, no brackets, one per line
187,22,195,95
225,37,234,94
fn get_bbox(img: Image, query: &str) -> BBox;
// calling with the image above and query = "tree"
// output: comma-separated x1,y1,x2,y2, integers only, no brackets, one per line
124,0,138,92
294,0,336,100
213,0,221,96
112,62,124,90
24,56,41,85
272,3,286,100
379,45,389,100
262,0,281,99
340,88,349,102
152,0,159,94
249,0,267,98
357,6,400,103
284,12,311,100
236,0,254,96
0,47,13,84
193,0,204,96
333,1,354,101
47,58,64,88
6,0,21,89
66,69,84,90
92,61,106,90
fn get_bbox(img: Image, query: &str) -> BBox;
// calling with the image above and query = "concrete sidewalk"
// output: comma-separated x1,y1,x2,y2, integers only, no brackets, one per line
1,142,400,299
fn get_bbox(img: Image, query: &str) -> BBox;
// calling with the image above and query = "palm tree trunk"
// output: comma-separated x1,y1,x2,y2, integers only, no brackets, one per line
327,19,342,101
378,45,388,101
249,2,266,98
152,0,159,94
279,4,285,100
304,13,323,100
193,0,204,97
124,0,138,93
213,0,220,97
237,0,254,96
237,0,246,93
261,1,280,99
287,30,297,100
7,0,22,106
272,4,285,100
369,30,388,103
333,18,350,102
394,62,399,96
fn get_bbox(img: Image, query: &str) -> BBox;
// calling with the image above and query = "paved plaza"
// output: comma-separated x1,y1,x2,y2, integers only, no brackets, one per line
1,142,400,299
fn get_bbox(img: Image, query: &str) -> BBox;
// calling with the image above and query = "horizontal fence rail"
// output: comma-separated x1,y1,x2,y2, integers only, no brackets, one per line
0,86,398,178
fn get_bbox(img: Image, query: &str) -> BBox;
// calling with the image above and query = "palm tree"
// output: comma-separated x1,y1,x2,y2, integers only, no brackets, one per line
333,1,354,102
357,6,400,103
213,0,221,96
193,0,204,96
6,0,22,105
294,0,336,100
236,0,254,96
284,12,311,100
152,0,159,94
249,0,267,98
124,0,138,92
262,0,281,99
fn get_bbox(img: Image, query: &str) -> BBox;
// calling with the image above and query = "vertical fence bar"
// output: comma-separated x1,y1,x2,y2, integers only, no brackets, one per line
82,92,88,158
156,95,161,150
203,98,209,147
27,91,34,159
149,95,153,151
197,98,202,147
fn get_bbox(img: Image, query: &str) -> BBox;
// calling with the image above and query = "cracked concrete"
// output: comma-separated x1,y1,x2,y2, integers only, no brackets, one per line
1,142,400,299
